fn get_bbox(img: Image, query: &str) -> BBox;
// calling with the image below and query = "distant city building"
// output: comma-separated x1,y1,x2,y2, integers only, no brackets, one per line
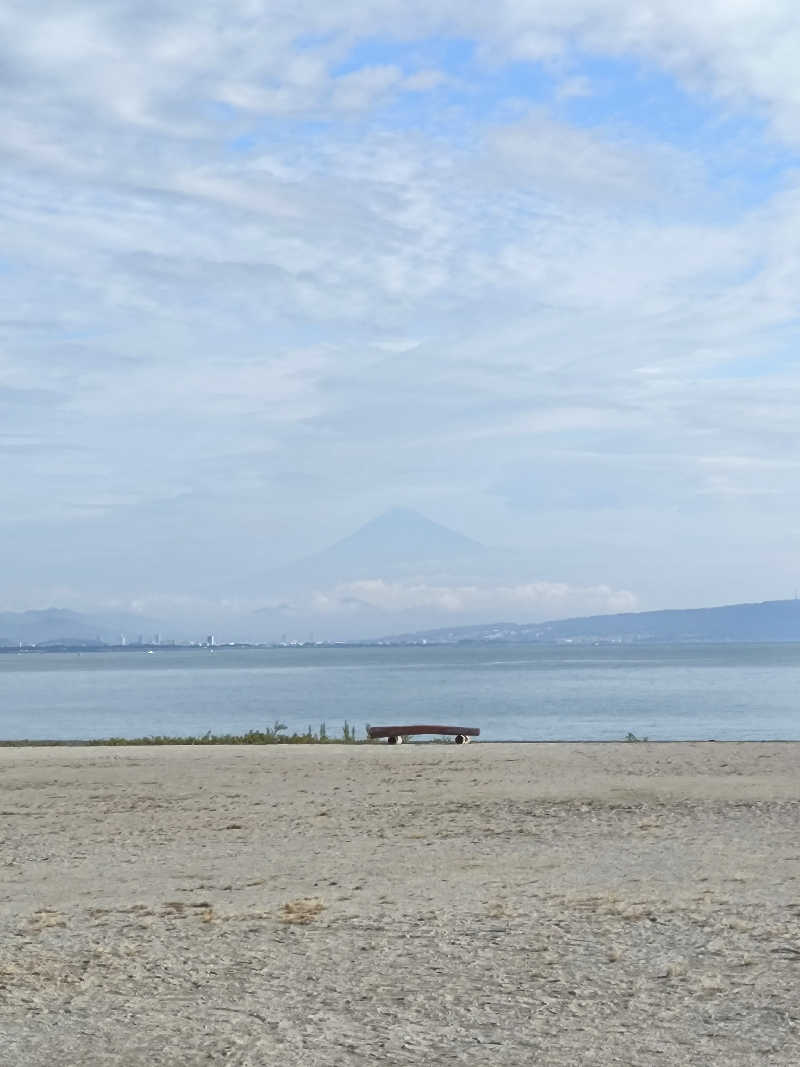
206,634,215,646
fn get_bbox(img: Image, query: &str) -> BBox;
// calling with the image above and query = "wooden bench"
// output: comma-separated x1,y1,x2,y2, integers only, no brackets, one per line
367,724,480,745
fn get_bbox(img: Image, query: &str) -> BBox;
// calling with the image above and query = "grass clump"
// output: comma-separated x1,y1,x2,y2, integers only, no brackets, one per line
280,897,326,924
1,720,363,747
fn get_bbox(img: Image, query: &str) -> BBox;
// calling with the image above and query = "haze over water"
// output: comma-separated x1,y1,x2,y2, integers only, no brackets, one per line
2,644,799,743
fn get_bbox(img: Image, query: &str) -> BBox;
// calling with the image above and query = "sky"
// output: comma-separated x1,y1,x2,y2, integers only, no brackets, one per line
3,1,800,637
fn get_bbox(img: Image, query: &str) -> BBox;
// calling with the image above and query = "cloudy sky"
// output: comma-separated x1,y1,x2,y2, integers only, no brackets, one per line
3,1,800,635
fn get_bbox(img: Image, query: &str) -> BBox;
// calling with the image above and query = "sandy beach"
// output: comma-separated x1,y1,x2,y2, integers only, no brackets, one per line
1,742,799,1065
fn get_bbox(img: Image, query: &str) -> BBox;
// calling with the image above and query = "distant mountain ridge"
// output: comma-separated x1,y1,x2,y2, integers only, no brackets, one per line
0,608,160,646
372,598,800,645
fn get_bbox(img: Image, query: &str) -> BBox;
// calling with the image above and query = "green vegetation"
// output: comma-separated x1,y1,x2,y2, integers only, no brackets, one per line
624,731,649,742
0,720,366,747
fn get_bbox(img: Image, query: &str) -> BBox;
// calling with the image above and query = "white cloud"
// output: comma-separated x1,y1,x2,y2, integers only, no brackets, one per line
555,75,593,100
331,65,404,111
3,2,800,137
312,578,638,618
402,69,449,92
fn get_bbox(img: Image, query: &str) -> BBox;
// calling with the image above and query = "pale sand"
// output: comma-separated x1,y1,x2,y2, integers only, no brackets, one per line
1,743,800,1066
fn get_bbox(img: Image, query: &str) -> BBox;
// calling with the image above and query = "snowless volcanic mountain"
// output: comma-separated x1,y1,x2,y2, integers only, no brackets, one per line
252,508,505,640
251,508,635,642
263,508,493,590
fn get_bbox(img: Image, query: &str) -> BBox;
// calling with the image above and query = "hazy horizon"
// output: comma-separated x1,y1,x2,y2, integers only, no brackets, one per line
4,3,800,637
1,506,797,645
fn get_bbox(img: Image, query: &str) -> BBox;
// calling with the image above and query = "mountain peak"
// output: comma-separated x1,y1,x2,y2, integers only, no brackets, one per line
370,506,429,523
336,508,485,555
264,508,488,592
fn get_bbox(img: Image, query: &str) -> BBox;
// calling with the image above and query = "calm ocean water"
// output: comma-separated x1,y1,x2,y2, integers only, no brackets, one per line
1,644,799,742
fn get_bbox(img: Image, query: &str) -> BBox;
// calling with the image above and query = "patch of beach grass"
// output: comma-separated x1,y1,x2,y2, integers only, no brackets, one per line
280,898,326,924
0,721,363,747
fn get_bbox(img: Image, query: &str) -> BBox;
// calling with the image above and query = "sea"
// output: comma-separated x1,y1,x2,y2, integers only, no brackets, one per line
1,643,799,742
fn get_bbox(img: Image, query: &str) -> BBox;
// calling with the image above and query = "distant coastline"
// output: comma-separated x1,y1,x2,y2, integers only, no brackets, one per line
0,641,369,654
4,596,800,650
370,597,800,646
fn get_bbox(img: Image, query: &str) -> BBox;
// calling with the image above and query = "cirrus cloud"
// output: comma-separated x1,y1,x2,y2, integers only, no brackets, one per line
2,1,800,627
